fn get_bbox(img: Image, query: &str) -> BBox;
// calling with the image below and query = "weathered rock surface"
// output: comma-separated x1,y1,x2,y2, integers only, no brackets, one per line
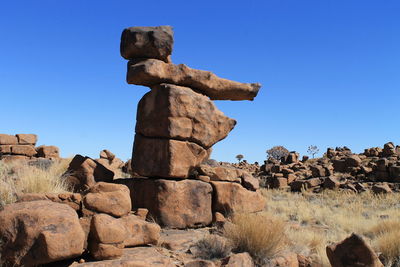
65,155,114,191
16,134,37,145
136,83,236,148
83,182,131,217
211,181,265,215
121,26,173,62
0,134,18,145
326,233,383,267
0,200,85,266
132,135,210,178
72,247,175,266
10,145,37,156
127,59,261,101
17,192,82,211
225,252,254,267
198,164,241,182
117,178,213,228
36,145,60,158
122,215,161,247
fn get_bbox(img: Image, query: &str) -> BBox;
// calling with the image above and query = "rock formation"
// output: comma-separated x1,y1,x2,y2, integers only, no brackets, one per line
0,133,60,161
119,26,265,228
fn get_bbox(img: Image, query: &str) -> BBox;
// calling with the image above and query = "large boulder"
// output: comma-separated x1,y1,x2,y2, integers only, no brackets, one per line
120,26,173,62
83,182,131,217
117,178,213,228
132,135,210,178
210,181,265,215
127,58,261,101
136,83,236,148
64,155,114,191
326,233,383,267
198,164,241,182
0,200,85,266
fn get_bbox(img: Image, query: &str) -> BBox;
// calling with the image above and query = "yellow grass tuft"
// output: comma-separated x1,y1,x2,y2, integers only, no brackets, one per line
223,213,287,265
0,158,72,206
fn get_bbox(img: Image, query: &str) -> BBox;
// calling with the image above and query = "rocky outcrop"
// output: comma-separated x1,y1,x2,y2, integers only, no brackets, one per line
0,134,60,161
127,58,261,101
0,200,85,266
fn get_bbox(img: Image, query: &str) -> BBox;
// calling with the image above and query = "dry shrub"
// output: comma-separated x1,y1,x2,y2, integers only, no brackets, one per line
0,159,71,206
223,213,287,265
194,234,231,260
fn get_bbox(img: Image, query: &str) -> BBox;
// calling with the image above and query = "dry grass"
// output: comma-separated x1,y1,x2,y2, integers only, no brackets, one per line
194,234,232,260
262,189,400,266
223,213,287,265
0,159,72,206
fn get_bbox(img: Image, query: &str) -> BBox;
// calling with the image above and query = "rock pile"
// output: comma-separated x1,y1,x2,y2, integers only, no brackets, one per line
119,26,265,228
256,142,400,193
0,182,160,266
0,133,59,161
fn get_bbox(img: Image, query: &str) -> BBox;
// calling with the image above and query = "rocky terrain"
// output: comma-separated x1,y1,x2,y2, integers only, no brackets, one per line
0,26,399,267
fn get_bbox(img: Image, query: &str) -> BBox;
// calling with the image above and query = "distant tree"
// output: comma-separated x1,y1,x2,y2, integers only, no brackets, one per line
307,145,319,158
266,146,289,161
236,154,244,163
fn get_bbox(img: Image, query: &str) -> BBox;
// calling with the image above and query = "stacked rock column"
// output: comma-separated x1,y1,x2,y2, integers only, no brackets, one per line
120,26,265,228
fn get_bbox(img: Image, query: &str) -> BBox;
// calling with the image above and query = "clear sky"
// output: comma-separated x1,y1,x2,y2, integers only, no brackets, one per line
1,0,399,163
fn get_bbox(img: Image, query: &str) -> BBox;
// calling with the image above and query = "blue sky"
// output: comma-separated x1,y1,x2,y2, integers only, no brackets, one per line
1,0,399,163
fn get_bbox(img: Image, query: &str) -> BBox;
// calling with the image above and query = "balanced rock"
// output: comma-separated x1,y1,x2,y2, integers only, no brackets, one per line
120,26,173,62
117,178,213,228
132,135,210,178
0,200,85,266
136,83,236,148
127,58,260,101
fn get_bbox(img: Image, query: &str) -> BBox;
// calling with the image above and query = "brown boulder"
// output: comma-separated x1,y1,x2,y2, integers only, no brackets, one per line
344,155,362,168
198,164,241,182
185,260,216,267
122,214,161,247
83,182,131,217
240,171,260,191
17,192,81,211
0,200,85,266
0,134,18,145
89,213,128,260
65,155,114,191
120,26,173,62
99,149,116,161
36,145,60,158
16,134,37,145
117,178,213,228
326,233,383,267
136,83,236,148
323,176,340,189
11,145,37,156
211,181,265,215
127,58,261,101
132,135,210,178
